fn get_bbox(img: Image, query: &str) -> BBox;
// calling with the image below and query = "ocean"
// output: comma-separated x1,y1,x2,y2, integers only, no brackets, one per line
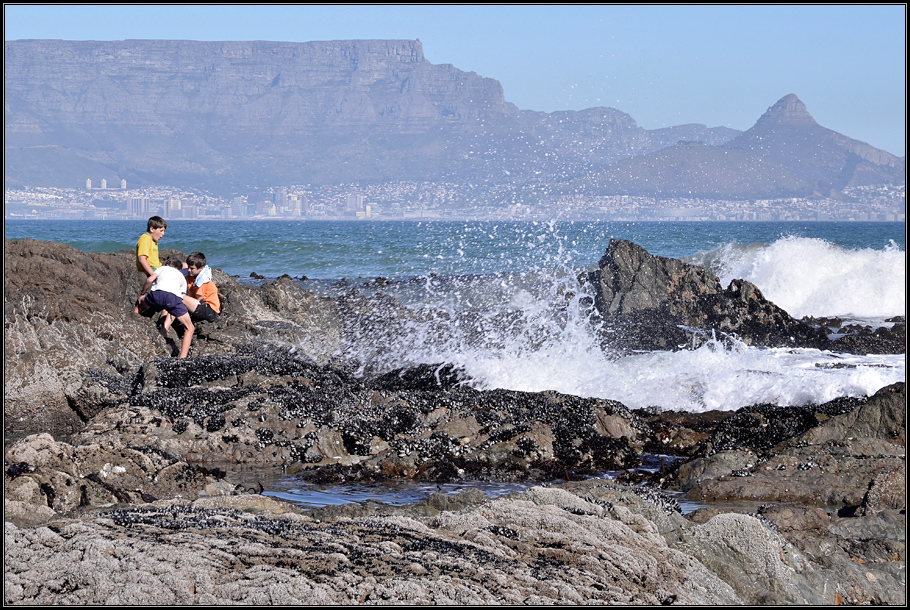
5,219,905,415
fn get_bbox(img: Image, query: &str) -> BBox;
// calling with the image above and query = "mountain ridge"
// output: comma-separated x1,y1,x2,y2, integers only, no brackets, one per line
4,39,904,197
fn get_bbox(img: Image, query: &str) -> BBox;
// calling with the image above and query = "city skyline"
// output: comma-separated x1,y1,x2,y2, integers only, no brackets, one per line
6,180,905,223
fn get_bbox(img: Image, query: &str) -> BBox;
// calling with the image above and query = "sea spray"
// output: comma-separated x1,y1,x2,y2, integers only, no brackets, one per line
572,338,904,412
692,236,906,319
339,241,905,412
6,219,904,411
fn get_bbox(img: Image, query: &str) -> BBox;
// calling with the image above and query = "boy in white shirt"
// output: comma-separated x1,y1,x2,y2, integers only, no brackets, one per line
135,258,195,358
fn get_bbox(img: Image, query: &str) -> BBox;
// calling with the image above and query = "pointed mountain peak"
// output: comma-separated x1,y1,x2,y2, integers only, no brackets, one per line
755,94,818,128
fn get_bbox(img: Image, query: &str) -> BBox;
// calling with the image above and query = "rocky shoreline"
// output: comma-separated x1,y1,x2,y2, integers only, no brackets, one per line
4,237,905,605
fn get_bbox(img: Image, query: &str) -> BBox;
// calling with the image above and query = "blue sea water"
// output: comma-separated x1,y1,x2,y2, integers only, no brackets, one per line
4,219,904,281
6,219,905,508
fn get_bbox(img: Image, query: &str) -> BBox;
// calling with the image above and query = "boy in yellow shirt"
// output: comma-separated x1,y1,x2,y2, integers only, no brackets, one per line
136,216,167,275
134,216,167,314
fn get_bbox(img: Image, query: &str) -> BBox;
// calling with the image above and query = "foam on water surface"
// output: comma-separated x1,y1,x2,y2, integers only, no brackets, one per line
697,236,906,318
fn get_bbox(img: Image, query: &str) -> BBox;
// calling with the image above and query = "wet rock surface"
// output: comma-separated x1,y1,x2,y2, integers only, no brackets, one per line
585,239,905,353
65,349,646,485
5,237,906,605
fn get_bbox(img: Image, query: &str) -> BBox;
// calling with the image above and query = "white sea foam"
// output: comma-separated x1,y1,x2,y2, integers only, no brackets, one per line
484,340,905,413
406,326,904,413
338,227,905,414
348,262,905,413
698,236,905,319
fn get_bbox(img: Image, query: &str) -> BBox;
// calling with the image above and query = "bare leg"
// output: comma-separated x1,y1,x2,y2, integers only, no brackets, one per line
162,312,174,335
183,295,201,313
175,313,195,358
156,317,171,341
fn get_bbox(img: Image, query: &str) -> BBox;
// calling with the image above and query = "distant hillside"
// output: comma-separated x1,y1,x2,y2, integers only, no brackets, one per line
726,94,905,192
577,142,812,199
575,94,905,199
4,40,903,198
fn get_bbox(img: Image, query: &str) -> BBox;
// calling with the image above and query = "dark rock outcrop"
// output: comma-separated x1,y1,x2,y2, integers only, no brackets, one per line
586,239,831,351
585,239,904,353
64,347,646,485
3,237,342,441
664,382,905,508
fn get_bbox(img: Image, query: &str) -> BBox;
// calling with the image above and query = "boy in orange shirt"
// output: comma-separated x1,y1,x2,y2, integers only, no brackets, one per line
182,251,221,323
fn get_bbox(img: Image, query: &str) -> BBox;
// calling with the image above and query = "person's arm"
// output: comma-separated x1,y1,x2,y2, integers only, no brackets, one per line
138,255,154,276
137,233,156,275
140,272,158,295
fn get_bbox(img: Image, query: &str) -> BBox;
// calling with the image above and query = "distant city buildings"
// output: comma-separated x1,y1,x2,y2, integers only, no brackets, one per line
346,193,364,212
128,196,149,216
85,177,127,190
5,182,906,223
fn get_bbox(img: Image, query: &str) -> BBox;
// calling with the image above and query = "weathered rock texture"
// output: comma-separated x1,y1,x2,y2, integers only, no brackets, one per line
5,478,904,605
3,237,342,440
5,237,905,606
4,488,743,605
666,383,906,509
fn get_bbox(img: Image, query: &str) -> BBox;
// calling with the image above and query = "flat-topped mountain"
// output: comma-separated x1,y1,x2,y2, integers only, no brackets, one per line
4,39,903,197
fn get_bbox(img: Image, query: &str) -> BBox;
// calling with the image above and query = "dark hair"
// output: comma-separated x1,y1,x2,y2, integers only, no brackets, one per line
186,252,207,268
165,258,183,269
147,216,167,230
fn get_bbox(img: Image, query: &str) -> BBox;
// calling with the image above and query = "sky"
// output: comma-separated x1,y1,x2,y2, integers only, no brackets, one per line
4,4,906,157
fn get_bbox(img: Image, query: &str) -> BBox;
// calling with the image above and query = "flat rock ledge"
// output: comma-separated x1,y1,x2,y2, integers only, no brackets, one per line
5,481,904,606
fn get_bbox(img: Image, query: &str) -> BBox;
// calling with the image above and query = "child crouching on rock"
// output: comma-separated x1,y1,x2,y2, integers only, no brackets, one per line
136,257,195,358
182,252,220,324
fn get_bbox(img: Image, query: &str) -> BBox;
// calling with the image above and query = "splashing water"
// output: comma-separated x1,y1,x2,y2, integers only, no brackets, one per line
692,236,905,319
340,226,905,413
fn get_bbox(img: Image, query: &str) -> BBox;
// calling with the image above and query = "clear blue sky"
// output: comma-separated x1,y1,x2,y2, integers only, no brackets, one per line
5,4,906,156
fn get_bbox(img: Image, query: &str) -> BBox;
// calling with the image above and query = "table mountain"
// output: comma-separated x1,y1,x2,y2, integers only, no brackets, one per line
4,39,902,197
